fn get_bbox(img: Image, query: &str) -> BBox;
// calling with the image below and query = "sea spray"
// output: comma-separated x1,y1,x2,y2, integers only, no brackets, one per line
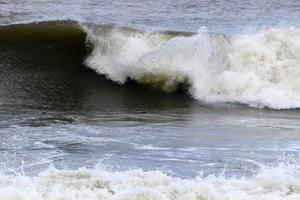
85,26,300,109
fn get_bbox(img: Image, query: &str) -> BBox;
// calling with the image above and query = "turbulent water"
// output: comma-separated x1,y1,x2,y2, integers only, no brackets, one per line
1,1,300,199
85,24,300,109
2,166,300,200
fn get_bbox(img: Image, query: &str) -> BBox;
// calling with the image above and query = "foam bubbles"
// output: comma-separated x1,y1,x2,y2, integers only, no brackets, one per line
1,164,300,200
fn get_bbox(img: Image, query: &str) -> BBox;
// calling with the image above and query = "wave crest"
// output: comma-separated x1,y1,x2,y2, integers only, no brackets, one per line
85,26,300,109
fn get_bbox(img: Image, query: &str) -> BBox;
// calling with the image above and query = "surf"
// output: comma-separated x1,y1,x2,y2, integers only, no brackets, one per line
1,164,300,200
84,25,300,109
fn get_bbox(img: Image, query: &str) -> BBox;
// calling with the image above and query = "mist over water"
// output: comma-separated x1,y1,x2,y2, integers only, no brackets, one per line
1,1,300,199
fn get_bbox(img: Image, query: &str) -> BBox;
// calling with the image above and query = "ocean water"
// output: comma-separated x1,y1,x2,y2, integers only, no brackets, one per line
1,1,300,199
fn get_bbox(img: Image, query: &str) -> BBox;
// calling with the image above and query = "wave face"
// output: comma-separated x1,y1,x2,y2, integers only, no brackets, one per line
1,165,300,200
85,26,300,109
0,21,86,47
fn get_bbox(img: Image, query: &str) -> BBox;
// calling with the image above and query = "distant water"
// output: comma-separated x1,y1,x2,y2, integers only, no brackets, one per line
1,0,300,33
1,1,300,199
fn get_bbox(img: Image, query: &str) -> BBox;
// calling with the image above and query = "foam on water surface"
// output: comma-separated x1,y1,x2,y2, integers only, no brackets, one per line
1,164,300,200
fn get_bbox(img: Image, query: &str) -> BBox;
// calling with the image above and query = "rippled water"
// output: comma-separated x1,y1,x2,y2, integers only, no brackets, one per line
1,0,300,33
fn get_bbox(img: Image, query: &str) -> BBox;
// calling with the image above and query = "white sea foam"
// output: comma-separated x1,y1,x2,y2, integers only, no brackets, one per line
0,164,300,200
85,26,300,109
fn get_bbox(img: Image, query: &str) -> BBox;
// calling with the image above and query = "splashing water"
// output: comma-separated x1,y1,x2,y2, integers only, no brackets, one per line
85,26,300,109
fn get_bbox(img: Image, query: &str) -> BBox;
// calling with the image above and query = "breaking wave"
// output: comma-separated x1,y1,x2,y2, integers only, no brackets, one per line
2,20,300,109
1,164,300,200
85,25,300,109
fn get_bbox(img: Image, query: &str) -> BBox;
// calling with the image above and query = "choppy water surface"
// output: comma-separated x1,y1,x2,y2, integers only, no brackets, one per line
1,1,300,199
1,0,300,33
